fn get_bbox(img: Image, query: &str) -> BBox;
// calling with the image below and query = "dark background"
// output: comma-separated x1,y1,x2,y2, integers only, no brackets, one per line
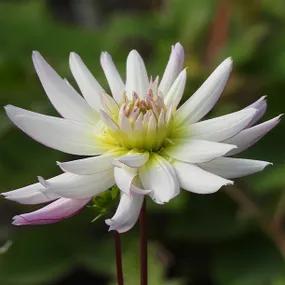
0,0,285,284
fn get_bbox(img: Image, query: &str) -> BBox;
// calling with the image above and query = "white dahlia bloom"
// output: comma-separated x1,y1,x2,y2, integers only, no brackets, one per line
2,43,280,232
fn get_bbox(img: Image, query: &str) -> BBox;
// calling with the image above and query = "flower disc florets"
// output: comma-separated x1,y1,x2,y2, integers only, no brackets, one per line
98,80,174,152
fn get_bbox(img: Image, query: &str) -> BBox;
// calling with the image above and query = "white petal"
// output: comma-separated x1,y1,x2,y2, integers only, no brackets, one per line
32,51,96,124
100,110,119,131
199,157,272,179
245,96,267,127
126,50,149,98
1,181,59,205
100,52,125,103
176,57,233,124
42,171,114,199
100,93,119,117
105,192,144,233
164,139,237,163
224,115,282,155
164,69,187,109
159,42,184,96
5,105,103,155
190,108,257,141
58,153,114,175
115,152,149,168
69,52,105,110
114,167,137,194
139,154,180,204
173,161,233,194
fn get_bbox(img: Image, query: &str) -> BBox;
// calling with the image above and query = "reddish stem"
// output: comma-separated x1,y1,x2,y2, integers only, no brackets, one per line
140,199,148,285
114,231,124,285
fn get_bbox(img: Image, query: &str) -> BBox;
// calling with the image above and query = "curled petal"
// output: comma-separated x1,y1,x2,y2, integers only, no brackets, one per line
115,152,149,168
139,154,180,204
224,115,282,155
199,157,272,179
176,57,233,124
12,197,90,226
32,51,97,124
105,192,144,233
114,167,137,194
5,105,103,156
159,42,185,96
173,161,233,194
69,52,105,111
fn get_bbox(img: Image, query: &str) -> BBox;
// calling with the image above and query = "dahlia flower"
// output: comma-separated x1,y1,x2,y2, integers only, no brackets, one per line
2,43,280,233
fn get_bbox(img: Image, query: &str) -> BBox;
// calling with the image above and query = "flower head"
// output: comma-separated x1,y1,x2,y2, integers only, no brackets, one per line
2,43,281,233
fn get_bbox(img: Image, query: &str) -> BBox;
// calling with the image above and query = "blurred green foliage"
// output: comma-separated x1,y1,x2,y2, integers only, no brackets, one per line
0,0,285,284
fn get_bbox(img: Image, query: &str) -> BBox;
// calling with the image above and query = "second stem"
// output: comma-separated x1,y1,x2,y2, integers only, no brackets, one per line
139,199,148,285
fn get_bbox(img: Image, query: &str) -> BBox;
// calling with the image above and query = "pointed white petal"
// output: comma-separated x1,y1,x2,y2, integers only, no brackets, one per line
105,192,144,233
224,115,282,155
100,93,119,117
12,197,90,225
100,52,125,103
139,154,180,204
69,52,105,110
165,139,237,163
245,96,267,126
115,152,149,168
190,108,257,141
199,157,272,179
126,50,149,98
114,167,137,194
176,57,233,123
159,43,185,96
32,51,97,123
173,161,233,194
58,153,114,175
42,171,114,199
1,181,59,205
5,105,103,155
100,110,119,130
164,69,187,109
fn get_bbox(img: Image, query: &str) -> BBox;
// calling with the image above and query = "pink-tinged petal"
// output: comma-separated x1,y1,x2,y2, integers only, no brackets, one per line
105,192,144,233
159,42,185,96
245,96,267,127
224,115,282,155
12,198,91,226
